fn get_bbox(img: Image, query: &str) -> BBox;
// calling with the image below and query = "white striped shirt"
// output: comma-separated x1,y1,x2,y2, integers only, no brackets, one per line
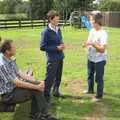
0,53,18,95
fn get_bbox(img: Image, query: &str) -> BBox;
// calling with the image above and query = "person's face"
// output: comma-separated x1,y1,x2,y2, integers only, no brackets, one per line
7,43,16,57
89,15,95,27
89,15,99,28
50,16,60,26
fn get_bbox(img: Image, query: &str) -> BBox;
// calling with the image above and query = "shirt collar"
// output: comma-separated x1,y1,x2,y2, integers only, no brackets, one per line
1,53,12,63
48,24,59,33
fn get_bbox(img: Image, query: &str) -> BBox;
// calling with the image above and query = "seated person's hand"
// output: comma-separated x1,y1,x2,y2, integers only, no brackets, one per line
36,82,45,92
26,76,35,81
40,81,45,88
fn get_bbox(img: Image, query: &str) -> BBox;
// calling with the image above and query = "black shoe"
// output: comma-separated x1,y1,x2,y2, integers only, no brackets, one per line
31,113,46,120
41,113,59,120
53,92,61,97
53,87,62,98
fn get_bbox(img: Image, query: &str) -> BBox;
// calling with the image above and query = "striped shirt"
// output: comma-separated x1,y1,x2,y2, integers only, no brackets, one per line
0,53,18,95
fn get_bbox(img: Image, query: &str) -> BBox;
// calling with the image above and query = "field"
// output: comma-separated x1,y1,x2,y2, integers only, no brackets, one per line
0,27,120,120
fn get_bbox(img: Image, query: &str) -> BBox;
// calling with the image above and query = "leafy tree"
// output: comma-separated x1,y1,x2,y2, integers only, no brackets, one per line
0,0,22,14
98,0,120,11
28,0,53,19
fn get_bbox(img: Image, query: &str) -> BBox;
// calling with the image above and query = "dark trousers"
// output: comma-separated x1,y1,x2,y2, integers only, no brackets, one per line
1,87,48,115
44,60,63,100
87,60,106,98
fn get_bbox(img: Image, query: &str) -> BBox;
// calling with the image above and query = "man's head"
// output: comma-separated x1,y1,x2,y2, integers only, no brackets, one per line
89,11,103,28
0,40,16,57
47,10,60,26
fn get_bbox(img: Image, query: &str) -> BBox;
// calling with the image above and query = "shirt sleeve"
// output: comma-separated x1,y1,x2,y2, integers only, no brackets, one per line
100,31,108,45
13,61,19,75
59,28,64,44
0,65,17,83
40,31,58,52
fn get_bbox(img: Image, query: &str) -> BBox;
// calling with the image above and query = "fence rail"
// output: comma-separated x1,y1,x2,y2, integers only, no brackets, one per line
0,19,70,29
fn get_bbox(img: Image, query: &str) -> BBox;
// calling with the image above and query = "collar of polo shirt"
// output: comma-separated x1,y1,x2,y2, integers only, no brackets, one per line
49,23,59,33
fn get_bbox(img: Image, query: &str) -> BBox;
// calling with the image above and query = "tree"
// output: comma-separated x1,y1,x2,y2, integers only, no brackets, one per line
0,0,22,14
53,0,94,20
98,0,120,11
28,0,53,19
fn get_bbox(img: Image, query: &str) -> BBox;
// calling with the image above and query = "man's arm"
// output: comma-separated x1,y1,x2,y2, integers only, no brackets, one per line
92,42,106,53
83,41,106,53
13,78,44,92
40,31,65,52
40,31,58,52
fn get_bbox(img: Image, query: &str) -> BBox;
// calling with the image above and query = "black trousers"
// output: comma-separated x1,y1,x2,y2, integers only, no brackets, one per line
44,60,63,100
87,60,106,98
1,87,48,115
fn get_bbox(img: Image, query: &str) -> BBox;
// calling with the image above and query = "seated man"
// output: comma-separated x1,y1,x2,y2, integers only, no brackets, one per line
0,40,58,120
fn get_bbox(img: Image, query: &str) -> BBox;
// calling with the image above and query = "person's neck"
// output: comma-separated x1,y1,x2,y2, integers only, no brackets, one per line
95,25,102,31
4,53,11,60
50,23,56,30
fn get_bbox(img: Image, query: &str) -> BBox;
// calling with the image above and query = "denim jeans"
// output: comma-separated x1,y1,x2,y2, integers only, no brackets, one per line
87,60,106,98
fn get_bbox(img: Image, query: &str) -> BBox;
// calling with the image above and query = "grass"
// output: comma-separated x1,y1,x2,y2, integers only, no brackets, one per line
0,26,120,120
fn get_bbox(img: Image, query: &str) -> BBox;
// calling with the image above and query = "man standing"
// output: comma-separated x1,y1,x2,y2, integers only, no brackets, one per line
40,10,65,102
0,40,58,120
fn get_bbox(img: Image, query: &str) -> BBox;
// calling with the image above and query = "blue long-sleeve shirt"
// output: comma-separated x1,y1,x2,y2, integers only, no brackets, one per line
40,25,64,61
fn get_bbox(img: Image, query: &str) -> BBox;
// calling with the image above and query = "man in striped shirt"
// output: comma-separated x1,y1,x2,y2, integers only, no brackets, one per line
0,40,58,120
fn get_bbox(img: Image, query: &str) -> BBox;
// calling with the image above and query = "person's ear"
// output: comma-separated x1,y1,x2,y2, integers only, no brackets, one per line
6,50,10,54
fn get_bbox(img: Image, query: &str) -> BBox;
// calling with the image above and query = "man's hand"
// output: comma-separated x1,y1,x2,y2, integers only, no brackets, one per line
57,44,66,51
36,82,45,92
82,41,93,48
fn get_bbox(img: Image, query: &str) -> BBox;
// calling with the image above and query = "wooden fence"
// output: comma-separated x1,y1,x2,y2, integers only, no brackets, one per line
0,19,70,29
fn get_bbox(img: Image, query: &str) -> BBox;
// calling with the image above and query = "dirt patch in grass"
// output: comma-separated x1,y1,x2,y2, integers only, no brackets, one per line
64,80,106,120
64,79,85,96
82,102,105,120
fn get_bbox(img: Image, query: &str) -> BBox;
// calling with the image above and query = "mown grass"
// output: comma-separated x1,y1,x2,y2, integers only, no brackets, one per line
0,27,120,120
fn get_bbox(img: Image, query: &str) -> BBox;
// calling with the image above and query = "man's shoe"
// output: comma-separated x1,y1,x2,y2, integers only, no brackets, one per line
92,96,102,102
41,113,59,120
53,92,61,97
53,87,62,98
83,90,94,94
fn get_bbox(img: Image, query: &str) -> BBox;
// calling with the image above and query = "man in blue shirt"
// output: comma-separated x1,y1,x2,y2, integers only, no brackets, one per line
40,10,65,102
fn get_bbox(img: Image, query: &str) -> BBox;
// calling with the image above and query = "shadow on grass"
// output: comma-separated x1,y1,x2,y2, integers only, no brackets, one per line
104,92,120,99
57,94,82,100
13,101,30,120
13,95,93,120
50,95,94,120
103,96,120,120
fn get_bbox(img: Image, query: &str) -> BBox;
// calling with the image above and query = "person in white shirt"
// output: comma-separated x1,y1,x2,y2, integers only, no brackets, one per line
83,11,108,101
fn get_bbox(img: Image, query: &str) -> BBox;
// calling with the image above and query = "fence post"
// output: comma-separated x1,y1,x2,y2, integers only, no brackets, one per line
5,20,7,29
31,19,33,28
44,19,46,27
19,20,21,28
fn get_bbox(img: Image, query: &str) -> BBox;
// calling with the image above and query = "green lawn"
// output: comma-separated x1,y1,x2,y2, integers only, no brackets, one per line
0,27,120,120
